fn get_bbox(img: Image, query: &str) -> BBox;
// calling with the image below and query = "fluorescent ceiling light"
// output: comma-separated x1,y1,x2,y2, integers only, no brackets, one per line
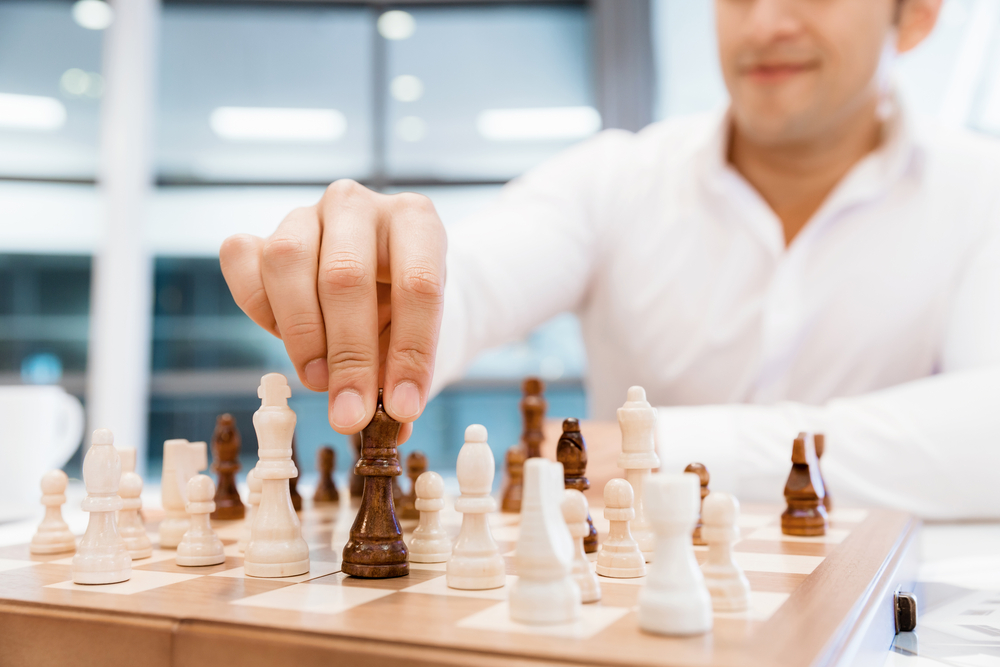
210,107,347,142
378,10,416,40
476,106,602,142
390,75,424,103
72,0,114,30
0,93,67,131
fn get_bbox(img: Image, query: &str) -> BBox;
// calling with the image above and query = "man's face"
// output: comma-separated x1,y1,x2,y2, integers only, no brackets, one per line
716,0,897,146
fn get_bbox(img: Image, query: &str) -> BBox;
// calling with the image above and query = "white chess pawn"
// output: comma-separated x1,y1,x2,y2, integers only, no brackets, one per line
561,488,601,603
30,470,76,555
72,428,131,585
117,472,152,560
447,424,505,590
408,471,451,563
596,478,645,578
238,467,261,554
701,492,751,612
510,459,581,624
177,474,226,566
639,473,712,636
617,386,659,562
160,438,208,549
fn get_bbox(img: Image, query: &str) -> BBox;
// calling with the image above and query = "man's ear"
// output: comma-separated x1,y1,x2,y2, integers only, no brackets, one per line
896,0,943,53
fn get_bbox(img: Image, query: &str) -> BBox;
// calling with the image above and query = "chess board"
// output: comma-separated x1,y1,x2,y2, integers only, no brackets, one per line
0,498,918,667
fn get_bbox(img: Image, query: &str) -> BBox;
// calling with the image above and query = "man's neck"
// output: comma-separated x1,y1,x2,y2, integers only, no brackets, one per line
728,99,883,247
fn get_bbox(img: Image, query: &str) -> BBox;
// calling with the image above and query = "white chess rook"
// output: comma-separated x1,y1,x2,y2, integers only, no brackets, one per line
639,473,713,636
244,373,310,578
177,474,226,566
617,386,659,562
561,488,601,603
238,467,261,554
701,492,751,612
596,478,646,578
160,438,208,549
117,471,152,559
30,470,76,555
72,428,131,585
447,424,505,590
408,471,452,563
510,459,581,624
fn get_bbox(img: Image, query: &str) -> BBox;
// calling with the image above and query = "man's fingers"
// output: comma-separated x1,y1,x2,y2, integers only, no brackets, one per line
260,208,328,391
219,234,278,337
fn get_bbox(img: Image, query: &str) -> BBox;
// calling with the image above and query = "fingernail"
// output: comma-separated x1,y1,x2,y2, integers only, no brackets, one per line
304,358,328,390
390,381,421,419
331,390,366,429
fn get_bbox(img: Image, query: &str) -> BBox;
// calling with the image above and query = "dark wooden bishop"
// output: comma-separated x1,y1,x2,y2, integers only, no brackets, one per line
814,433,832,512
313,446,339,504
781,433,828,536
398,450,428,520
556,418,598,553
341,389,409,578
501,377,546,513
288,434,303,511
685,463,710,546
210,413,245,520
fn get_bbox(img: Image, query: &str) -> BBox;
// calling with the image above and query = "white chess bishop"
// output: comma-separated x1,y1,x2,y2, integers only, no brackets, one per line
407,471,452,563
447,424,505,590
510,458,581,624
562,488,601,603
244,373,309,578
238,467,261,554
617,386,659,561
117,471,152,560
177,474,226,567
30,470,76,555
596,478,645,578
160,438,208,548
72,429,131,585
701,492,751,612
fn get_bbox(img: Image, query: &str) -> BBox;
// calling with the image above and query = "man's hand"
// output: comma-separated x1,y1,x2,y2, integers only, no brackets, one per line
219,180,447,441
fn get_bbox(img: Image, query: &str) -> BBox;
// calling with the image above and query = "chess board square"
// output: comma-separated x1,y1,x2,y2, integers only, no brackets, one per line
0,558,41,573
734,552,825,575
48,548,178,567
827,508,868,524
210,560,340,583
746,527,849,544
458,601,630,639
232,581,393,614
714,591,791,621
46,569,201,595
408,561,448,571
400,574,516,599
739,513,778,529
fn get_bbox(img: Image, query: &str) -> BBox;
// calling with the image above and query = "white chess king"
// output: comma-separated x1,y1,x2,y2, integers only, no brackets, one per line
617,386,659,561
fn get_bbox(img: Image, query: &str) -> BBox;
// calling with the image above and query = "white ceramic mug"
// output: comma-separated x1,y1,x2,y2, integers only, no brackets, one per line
0,385,85,522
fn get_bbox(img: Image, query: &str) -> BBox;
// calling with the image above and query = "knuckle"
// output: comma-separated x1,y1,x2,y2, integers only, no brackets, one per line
327,347,376,372
390,344,435,371
262,235,312,269
397,265,445,301
324,178,369,204
392,191,437,216
318,253,372,294
277,312,325,342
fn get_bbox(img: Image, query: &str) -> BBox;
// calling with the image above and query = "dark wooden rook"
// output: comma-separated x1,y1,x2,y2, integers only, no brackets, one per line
781,433,828,536
556,418,598,553
210,413,245,520
685,463,710,546
501,377,546,513
289,434,303,512
814,433,832,512
313,446,339,504
398,451,428,520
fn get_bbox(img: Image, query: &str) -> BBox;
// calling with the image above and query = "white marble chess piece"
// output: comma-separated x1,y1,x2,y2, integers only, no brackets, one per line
561,488,601,603
447,424,505,590
510,459,581,624
408,471,452,563
30,469,76,555
639,473,713,636
160,438,208,549
117,471,152,559
238,467,261,554
617,386,659,562
177,474,226,567
595,478,645,578
72,428,131,585
244,373,310,578
701,492,751,612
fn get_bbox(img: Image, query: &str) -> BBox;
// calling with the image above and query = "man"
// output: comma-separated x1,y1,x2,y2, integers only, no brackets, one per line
220,0,1000,518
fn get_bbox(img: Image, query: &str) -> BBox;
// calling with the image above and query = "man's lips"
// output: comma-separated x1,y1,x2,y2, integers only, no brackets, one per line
742,62,818,83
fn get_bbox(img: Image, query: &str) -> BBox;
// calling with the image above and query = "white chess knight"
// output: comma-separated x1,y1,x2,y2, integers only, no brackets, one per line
244,373,309,578
510,459,581,624
407,471,452,563
447,424,505,590
177,474,226,567
117,471,153,559
595,478,646,578
238,467,261,554
617,386,659,561
30,469,76,555
159,438,208,549
639,473,713,636
701,492,751,612
561,488,601,603
72,428,131,585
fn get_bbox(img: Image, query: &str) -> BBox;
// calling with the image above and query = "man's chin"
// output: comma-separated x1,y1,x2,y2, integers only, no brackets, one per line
731,101,823,147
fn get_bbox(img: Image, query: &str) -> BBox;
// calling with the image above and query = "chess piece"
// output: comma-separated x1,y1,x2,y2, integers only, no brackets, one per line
685,463,710,546
510,458,581,624
117,472,152,560
781,433,828,536
447,424,505,590
177,474,226,566
561,488,600,603
72,428,131,584
556,418,598,553
701,492,750,612
210,413,244,520
160,438,208,548
521,377,546,459
639,473,713,636
342,389,408,578
815,433,832,512
117,447,136,474
289,434,303,512
500,444,525,513
238,467,261,553
244,373,310,577
617,386,660,561
313,446,340,504
399,450,427,520
408,471,452,563
349,433,364,499
596,478,645,578
30,470,76,555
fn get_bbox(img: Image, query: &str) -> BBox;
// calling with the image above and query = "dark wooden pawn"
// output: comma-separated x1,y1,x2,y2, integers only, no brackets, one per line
349,433,364,499
288,434,303,512
781,433,828,536
341,389,409,578
398,451,428,520
556,418,598,553
685,463,710,546
210,413,244,520
814,433,832,512
501,377,546,513
500,445,526,513
313,446,339,504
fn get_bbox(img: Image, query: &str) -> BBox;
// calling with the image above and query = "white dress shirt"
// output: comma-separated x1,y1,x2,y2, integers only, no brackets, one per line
431,100,1000,520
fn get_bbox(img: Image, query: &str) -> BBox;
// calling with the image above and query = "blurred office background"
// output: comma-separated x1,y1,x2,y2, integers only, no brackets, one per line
0,0,996,483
